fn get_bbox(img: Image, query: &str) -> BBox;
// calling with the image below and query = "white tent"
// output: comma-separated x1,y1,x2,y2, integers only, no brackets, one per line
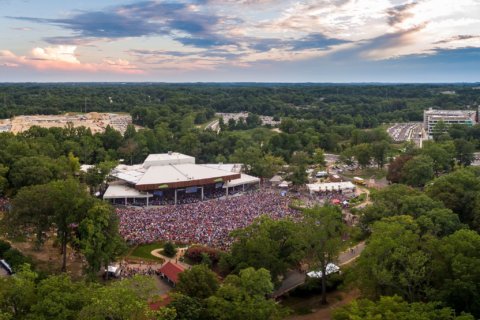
306,181,355,193
307,263,340,278
278,181,290,188
223,174,260,188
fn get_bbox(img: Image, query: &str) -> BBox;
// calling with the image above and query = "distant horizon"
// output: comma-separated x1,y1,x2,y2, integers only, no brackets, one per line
0,82,479,85
1,1,479,82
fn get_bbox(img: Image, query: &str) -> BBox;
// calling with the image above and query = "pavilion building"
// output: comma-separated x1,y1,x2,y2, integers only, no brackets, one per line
103,152,260,206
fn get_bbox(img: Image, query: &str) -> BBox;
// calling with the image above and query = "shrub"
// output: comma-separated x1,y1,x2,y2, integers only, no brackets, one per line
3,248,31,272
185,245,220,264
163,242,177,258
0,240,11,258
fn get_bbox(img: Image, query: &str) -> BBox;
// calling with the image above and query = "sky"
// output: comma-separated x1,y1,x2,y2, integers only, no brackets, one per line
0,0,479,82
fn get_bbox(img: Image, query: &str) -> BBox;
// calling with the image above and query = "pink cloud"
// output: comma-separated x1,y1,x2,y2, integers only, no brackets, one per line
0,46,144,74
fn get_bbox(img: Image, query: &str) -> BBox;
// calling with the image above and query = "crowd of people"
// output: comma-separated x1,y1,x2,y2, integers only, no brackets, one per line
0,197,9,212
116,190,300,250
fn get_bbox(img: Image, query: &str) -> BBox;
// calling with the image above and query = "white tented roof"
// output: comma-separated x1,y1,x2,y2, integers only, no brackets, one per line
103,184,152,199
80,164,94,173
279,181,290,188
223,174,260,188
143,153,195,168
270,175,282,182
202,163,242,173
136,163,238,186
307,181,355,192
110,164,146,184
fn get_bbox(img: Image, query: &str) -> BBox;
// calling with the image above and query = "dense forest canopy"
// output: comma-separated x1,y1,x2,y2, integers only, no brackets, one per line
1,83,479,125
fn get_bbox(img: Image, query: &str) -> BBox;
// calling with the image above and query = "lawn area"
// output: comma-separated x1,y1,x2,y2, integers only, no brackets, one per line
128,242,165,262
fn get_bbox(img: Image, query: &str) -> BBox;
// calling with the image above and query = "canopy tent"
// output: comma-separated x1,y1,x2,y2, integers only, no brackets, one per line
269,175,283,183
278,181,290,188
307,263,340,278
103,184,153,199
222,174,260,188
306,181,355,193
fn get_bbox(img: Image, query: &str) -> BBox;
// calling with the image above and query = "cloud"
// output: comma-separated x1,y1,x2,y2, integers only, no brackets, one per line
0,45,143,74
31,45,80,64
387,2,418,27
8,1,229,48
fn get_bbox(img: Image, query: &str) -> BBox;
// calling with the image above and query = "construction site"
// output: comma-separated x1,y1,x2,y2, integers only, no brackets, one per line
0,112,133,134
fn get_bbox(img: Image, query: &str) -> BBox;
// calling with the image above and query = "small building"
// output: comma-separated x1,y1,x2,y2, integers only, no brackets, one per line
269,175,283,186
306,181,356,195
316,171,328,178
158,261,185,287
329,174,342,182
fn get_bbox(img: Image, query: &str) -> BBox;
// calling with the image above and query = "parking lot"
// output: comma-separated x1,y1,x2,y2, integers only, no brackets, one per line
387,122,425,146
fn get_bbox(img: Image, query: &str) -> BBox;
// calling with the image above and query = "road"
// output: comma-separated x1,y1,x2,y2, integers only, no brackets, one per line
272,242,366,298
204,119,220,133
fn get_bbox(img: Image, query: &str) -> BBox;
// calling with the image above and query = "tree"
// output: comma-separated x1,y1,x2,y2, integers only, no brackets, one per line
84,161,117,195
176,265,220,300
454,139,475,166
351,143,372,168
30,274,89,320
10,179,94,272
0,164,8,195
290,164,308,186
303,206,345,304
0,264,37,320
421,142,454,175
228,216,303,281
168,294,203,320
49,179,94,272
426,168,480,230
78,202,126,277
8,156,55,189
387,154,413,183
429,229,480,318
313,148,326,167
356,216,430,302
371,141,390,168
78,275,156,320
163,242,177,258
432,120,449,141
333,295,473,320
401,155,434,187
10,184,55,248
206,268,286,320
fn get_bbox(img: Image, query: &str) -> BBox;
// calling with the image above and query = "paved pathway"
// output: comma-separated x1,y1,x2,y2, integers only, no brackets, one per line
272,241,366,298
151,246,191,269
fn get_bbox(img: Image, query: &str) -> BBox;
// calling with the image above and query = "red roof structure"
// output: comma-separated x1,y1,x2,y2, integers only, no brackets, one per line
158,261,185,284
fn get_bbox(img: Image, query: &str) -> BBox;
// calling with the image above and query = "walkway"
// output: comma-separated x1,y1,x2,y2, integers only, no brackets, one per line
150,246,191,269
272,242,365,298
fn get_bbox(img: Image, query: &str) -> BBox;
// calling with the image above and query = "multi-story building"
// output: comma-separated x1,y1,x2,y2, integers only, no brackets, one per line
423,108,478,137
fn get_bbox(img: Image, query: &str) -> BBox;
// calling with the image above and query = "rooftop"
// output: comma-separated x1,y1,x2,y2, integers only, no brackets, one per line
158,261,185,284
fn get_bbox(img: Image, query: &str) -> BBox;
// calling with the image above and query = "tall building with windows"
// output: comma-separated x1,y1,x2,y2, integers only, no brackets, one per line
423,108,478,137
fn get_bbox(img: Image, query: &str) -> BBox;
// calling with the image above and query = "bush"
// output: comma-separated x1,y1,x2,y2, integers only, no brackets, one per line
185,245,220,264
163,242,177,258
3,248,31,272
0,240,11,258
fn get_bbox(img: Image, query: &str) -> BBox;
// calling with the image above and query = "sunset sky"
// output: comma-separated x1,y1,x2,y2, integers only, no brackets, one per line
0,0,479,82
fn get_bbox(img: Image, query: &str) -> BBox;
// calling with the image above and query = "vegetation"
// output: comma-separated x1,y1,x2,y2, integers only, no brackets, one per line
1,83,480,319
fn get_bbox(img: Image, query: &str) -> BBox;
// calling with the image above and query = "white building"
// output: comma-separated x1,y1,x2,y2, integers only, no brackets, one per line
423,108,477,137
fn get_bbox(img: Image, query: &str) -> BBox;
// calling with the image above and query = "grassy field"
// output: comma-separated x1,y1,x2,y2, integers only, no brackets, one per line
128,242,165,262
